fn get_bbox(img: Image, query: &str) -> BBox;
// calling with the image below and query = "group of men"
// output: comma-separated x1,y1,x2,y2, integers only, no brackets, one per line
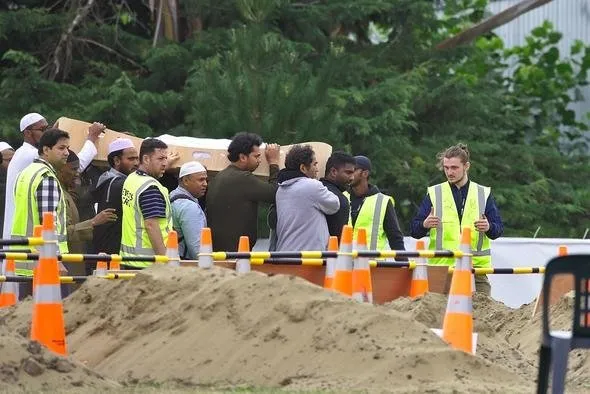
0,114,503,297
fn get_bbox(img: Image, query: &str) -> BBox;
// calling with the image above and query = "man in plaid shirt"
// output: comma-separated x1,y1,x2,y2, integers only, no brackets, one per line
12,129,71,257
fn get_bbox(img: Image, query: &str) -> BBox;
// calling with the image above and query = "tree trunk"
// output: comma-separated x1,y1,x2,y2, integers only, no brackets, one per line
435,0,554,50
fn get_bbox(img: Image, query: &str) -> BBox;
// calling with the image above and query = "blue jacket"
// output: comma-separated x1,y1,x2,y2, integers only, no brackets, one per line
170,186,207,259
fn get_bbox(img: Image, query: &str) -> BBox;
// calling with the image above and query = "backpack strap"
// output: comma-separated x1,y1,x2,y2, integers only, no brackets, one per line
170,194,193,203
170,193,195,259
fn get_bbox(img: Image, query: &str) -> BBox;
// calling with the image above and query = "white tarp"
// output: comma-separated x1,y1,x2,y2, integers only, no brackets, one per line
156,134,233,149
254,236,590,309
157,135,270,150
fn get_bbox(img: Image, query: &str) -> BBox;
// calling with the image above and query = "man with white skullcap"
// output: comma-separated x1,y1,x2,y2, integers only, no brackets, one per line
0,142,15,230
0,142,14,170
170,161,208,259
2,112,106,238
91,137,139,254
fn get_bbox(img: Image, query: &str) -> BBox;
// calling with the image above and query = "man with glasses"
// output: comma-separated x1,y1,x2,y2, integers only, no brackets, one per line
2,113,104,239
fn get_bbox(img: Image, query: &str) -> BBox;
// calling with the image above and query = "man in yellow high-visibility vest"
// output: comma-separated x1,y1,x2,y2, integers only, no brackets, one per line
12,128,71,282
410,143,504,295
345,155,406,257
120,138,172,267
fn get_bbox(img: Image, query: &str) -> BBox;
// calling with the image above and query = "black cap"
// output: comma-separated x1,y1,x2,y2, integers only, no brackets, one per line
354,155,372,171
67,149,79,163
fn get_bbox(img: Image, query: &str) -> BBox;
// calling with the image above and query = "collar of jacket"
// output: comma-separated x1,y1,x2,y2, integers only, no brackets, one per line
277,168,307,183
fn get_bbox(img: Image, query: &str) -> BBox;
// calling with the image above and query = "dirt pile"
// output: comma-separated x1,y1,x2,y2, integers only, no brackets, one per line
5,264,589,392
0,325,118,391
29,265,531,393
388,292,590,393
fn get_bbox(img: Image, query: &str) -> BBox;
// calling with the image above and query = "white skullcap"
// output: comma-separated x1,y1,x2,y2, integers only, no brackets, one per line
179,161,206,178
0,142,13,152
19,113,45,132
108,138,135,154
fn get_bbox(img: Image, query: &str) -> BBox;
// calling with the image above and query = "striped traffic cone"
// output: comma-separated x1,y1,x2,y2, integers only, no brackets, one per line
95,254,108,276
236,236,250,274
166,230,180,267
30,224,43,299
198,228,213,269
333,225,353,296
409,240,429,298
323,236,338,290
109,257,121,271
442,227,473,354
31,212,67,355
352,228,373,303
0,259,17,307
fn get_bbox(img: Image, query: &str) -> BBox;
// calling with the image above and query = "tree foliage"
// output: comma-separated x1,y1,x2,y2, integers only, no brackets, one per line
1,0,589,237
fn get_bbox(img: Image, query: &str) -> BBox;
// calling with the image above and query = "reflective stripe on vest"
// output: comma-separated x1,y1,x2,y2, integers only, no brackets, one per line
11,162,68,276
345,192,393,250
120,172,171,265
427,181,491,268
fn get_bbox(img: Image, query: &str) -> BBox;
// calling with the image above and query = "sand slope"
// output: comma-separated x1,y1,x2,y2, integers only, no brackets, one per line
56,265,530,393
388,292,590,393
4,264,589,392
0,325,118,391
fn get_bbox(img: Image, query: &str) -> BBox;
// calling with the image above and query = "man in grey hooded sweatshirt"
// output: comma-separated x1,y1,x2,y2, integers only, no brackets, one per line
91,138,139,254
275,145,340,251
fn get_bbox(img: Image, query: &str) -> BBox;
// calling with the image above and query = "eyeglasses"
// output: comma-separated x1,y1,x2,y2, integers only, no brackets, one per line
27,125,49,133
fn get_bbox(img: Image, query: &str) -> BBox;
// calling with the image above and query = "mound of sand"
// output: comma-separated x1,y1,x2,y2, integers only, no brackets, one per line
388,292,590,393
4,264,588,393
59,266,532,393
0,326,117,391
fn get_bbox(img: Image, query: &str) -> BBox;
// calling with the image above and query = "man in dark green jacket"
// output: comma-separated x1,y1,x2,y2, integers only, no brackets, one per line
206,132,280,251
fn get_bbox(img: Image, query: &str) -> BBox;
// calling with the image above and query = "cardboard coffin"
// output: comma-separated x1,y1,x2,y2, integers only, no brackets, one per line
57,117,333,177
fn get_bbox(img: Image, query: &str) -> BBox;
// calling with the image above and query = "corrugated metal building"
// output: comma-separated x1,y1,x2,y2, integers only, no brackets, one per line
488,0,590,121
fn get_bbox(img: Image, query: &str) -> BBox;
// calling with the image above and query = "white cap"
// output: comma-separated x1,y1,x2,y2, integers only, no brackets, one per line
0,142,13,152
20,113,45,132
179,161,206,178
108,138,135,154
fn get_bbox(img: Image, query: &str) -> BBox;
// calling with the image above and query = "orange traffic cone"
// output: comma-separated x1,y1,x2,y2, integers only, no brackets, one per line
30,212,67,355
558,245,568,256
166,230,180,267
0,259,17,307
333,225,353,296
236,236,250,274
323,236,338,289
531,244,570,318
198,228,213,269
109,257,121,271
31,224,43,297
442,227,473,354
352,229,373,303
95,253,108,276
409,240,429,298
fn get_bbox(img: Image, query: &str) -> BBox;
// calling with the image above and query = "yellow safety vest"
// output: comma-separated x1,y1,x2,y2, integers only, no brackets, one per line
12,161,68,276
120,171,172,267
344,191,394,250
427,181,491,268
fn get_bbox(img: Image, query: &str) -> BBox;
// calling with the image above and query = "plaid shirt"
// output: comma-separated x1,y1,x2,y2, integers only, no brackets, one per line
34,159,61,224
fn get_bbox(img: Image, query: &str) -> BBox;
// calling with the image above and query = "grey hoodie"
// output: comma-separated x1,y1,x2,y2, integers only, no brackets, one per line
276,176,340,251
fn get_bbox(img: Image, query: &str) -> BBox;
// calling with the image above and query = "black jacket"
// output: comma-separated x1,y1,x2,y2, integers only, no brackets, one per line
320,178,350,240
91,168,126,254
